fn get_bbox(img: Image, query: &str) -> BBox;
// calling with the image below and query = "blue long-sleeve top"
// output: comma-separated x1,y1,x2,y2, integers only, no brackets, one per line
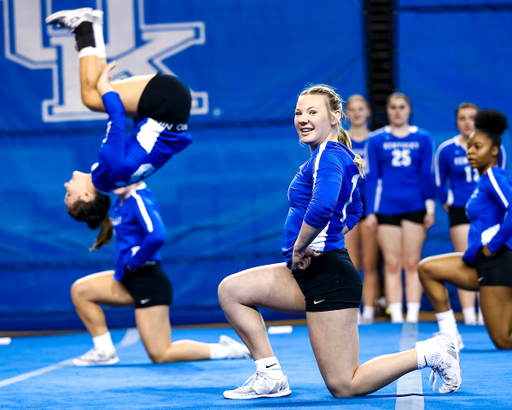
282,141,363,265
434,135,506,207
92,91,192,193
110,183,167,281
365,126,434,215
350,137,368,202
463,167,512,263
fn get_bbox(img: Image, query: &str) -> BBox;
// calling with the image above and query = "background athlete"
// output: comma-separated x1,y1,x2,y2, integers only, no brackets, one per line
344,94,380,324
70,181,250,365
420,109,512,350
365,93,435,323
46,8,192,236
434,102,506,326
218,85,460,400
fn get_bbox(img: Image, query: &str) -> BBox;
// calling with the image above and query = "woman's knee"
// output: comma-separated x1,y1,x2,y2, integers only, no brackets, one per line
147,350,168,363
70,281,91,305
218,275,239,307
489,332,512,350
325,379,355,398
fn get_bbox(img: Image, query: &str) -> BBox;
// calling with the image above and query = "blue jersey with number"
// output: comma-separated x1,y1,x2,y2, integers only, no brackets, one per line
91,91,192,193
110,183,167,280
434,135,506,207
365,126,434,215
464,168,512,263
350,137,368,198
282,141,363,265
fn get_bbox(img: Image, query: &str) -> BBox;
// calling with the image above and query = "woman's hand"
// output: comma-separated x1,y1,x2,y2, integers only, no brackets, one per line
482,244,496,258
443,204,450,213
424,213,435,229
365,213,378,231
97,61,117,96
291,247,320,271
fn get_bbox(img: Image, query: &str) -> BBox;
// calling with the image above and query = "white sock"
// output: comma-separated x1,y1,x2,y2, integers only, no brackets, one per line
93,23,106,58
462,307,477,325
436,309,458,335
209,343,230,359
477,306,485,325
406,302,420,323
78,24,106,59
255,357,284,378
362,306,375,320
416,339,443,369
92,332,115,352
389,302,404,323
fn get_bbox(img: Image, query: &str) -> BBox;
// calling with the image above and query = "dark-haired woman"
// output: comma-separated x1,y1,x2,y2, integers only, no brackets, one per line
434,103,507,326
47,8,192,235
71,182,250,366
365,93,435,323
420,109,512,350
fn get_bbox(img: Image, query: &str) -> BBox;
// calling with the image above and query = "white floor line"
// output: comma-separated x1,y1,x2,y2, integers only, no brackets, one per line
396,322,424,410
0,328,140,388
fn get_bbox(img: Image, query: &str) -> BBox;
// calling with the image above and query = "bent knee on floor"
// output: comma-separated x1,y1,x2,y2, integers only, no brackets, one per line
492,336,512,350
147,352,169,364
327,384,356,398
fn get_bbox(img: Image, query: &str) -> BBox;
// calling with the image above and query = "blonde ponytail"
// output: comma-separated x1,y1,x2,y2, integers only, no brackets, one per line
300,84,366,177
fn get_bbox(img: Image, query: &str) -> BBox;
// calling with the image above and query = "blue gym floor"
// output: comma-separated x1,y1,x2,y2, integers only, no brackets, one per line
1,322,511,409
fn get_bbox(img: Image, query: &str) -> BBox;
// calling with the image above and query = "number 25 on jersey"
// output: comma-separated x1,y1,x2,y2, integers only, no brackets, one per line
391,149,411,167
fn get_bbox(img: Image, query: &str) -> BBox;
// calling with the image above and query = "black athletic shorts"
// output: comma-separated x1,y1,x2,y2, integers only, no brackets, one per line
466,247,512,287
292,249,362,312
359,196,366,221
138,73,191,132
448,206,470,227
121,261,173,308
376,210,426,226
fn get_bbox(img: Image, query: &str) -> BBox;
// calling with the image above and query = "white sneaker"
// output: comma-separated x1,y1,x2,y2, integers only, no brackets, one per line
223,372,291,399
434,331,465,350
45,8,94,32
358,316,374,325
73,347,119,366
219,335,251,359
423,336,462,393
92,10,103,26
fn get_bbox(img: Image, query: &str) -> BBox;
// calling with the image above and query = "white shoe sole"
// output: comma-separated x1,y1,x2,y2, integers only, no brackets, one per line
223,389,292,400
73,356,119,366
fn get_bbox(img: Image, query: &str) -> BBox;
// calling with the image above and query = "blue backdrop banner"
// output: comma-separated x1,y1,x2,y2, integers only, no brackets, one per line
0,0,365,330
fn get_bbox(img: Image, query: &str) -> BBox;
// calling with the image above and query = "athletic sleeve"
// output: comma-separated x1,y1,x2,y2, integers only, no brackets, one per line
97,91,127,171
127,194,167,269
434,143,449,205
345,186,363,231
421,133,435,202
499,144,507,169
485,169,512,253
364,136,379,214
303,152,343,228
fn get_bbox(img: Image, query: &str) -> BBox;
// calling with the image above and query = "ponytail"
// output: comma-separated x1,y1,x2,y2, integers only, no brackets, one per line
300,84,366,177
68,192,113,251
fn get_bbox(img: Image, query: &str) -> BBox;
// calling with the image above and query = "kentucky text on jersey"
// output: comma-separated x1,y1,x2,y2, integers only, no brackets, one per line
365,126,434,215
282,141,363,265
434,135,506,207
110,183,167,281
92,91,193,193
463,167,512,263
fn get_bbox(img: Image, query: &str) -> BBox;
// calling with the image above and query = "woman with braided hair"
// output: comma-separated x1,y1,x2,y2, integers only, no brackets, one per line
48,7,192,248
419,109,512,350
218,85,461,400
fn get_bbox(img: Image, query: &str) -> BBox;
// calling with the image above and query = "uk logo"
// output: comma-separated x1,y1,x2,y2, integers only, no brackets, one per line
2,0,208,122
